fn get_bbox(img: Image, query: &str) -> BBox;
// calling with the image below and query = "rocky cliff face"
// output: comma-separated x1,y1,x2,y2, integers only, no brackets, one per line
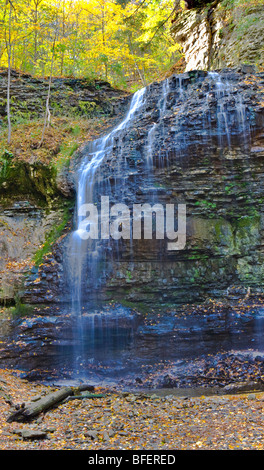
0,71,128,304
4,68,264,308
171,0,264,72
0,68,128,123
50,68,264,308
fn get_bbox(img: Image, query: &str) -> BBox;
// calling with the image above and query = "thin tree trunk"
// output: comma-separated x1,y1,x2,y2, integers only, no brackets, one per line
39,35,56,147
128,36,146,87
72,12,80,77
39,0,61,147
34,6,38,67
101,4,108,80
7,3,12,145
60,0,65,75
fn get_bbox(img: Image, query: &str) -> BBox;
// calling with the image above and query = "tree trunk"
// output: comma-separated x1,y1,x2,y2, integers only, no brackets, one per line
128,35,146,87
34,6,38,67
7,3,12,145
60,0,66,75
7,384,95,423
39,35,56,146
7,54,11,144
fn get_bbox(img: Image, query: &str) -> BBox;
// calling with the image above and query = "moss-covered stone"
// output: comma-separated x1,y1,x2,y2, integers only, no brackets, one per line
0,68,129,125
0,150,74,304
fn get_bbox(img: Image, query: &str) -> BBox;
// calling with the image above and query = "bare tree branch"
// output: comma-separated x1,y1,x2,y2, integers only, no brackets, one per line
144,7,177,47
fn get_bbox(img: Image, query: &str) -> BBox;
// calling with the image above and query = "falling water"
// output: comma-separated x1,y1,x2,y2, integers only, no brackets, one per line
68,78,180,375
70,78,175,314
146,123,157,169
145,78,171,171
70,72,249,305
208,71,249,145
69,87,147,373
68,70,251,376
70,87,146,309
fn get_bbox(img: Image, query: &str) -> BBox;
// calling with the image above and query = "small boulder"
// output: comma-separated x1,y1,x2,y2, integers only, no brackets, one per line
14,428,47,440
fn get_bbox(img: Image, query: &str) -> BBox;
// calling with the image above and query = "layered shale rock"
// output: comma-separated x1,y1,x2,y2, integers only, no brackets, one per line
0,70,128,304
171,1,264,72
60,68,264,307
9,68,264,307
0,68,128,124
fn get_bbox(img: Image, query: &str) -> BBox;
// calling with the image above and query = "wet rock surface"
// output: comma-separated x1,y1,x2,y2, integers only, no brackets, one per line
58,69,264,306
1,295,264,392
3,68,264,307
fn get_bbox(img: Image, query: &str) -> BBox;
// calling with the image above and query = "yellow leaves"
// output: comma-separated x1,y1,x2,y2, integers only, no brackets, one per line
195,440,203,448
4,258,34,273
0,115,105,169
0,0,182,88
132,0,174,44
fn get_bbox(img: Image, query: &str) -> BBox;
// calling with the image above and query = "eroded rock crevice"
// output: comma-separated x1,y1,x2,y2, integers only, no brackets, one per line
171,0,264,72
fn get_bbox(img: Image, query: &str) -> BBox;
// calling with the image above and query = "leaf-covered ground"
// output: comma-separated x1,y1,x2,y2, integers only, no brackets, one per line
0,115,118,168
1,368,264,450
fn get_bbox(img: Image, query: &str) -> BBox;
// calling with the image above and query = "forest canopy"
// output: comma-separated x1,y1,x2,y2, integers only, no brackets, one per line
0,0,182,90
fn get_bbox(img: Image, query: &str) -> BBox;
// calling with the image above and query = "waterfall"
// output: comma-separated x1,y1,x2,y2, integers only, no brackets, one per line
145,78,170,170
207,71,249,145
66,70,252,376
70,87,146,312
69,72,251,307
68,87,149,374
69,71,250,312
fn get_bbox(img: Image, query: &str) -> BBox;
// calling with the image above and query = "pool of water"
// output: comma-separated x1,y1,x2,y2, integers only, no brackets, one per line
1,302,264,388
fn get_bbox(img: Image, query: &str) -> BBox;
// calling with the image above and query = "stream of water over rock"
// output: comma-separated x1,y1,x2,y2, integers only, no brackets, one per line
65,70,252,379
2,69,264,388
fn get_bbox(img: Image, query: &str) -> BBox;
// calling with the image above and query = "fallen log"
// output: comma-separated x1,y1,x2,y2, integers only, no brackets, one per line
7,384,94,423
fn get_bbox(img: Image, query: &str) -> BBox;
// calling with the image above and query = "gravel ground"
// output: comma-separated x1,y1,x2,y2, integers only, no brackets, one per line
1,369,264,451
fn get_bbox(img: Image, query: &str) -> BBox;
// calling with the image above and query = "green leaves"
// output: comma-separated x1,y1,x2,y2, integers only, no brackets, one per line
0,0,183,90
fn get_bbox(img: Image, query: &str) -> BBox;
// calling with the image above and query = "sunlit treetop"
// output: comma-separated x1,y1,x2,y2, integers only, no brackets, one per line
0,0,183,89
